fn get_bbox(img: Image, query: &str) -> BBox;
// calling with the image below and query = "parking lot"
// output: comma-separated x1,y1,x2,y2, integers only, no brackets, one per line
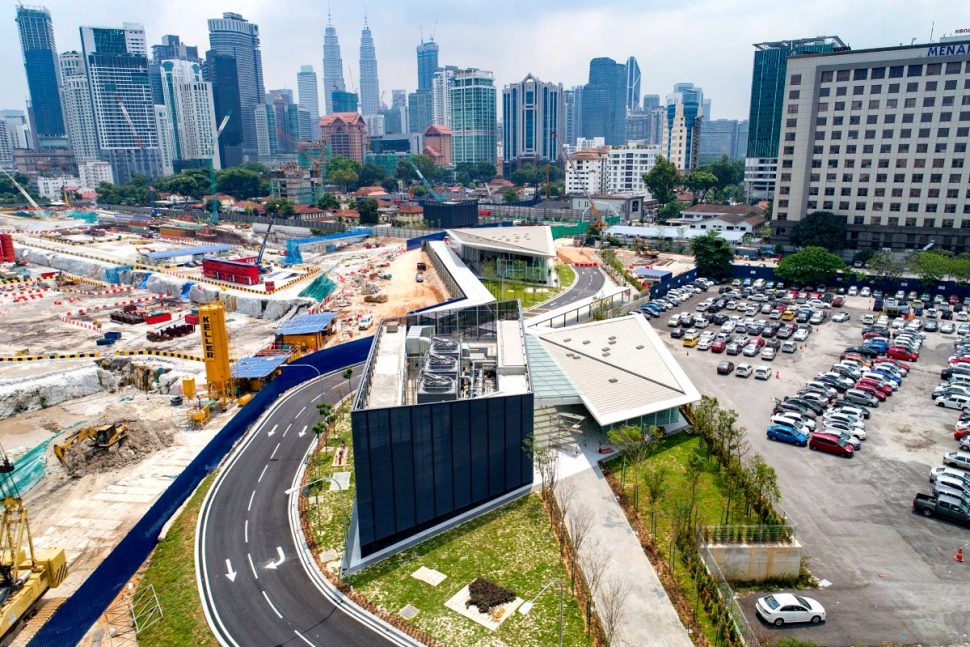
650,285,970,646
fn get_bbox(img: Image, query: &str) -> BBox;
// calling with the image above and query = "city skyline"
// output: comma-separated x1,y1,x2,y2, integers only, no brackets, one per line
2,0,962,122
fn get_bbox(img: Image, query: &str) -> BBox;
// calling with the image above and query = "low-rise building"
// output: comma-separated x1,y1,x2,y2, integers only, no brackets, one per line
320,112,369,163
37,176,80,200
446,225,556,285
423,124,453,167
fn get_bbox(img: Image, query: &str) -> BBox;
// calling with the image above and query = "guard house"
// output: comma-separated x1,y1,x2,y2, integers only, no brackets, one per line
446,226,557,286
347,301,533,571
275,312,338,354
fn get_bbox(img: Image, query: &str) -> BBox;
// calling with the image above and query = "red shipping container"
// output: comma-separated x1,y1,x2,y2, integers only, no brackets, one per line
144,312,172,325
185,313,199,325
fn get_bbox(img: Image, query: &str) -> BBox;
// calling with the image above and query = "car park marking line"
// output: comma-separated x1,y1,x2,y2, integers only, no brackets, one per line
244,519,249,543
248,489,255,511
297,406,307,417
248,553,258,580
262,590,283,619
258,465,268,483
294,630,315,646
268,424,277,437
283,423,292,437
270,442,281,460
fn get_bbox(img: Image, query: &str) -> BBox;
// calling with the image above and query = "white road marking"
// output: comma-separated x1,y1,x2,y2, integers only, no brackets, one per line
297,406,307,417
261,590,283,619
266,545,285,569
247,490,255,511
298,425,307,438
224,559,236,582
258,465,268,482
283,423,292,437
244,519,249,543
293,629,315,646
312,393,323,402
268,424,278,437
247,553,258,580
270,442,281,460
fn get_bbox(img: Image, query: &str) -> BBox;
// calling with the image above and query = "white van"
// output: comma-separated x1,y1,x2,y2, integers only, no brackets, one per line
358,314,374,330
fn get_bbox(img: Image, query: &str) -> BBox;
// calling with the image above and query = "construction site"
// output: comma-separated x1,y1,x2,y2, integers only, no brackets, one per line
0,204,449,643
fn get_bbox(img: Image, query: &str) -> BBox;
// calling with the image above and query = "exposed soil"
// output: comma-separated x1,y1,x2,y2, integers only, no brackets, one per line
60,417,173,478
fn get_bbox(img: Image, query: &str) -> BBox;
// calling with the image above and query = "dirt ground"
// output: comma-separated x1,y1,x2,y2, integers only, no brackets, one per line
555,242,600,265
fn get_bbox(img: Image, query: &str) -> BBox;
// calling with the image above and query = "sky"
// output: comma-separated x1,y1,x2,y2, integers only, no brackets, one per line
2,0,968,121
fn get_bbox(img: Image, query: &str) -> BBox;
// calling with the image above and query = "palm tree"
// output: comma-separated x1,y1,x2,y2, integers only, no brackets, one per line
342,367,353,396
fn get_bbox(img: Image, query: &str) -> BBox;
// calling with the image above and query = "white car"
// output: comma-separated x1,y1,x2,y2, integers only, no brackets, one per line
754,366,772,380
861,314,874,324
941,322,956,334
848,286,859,296
755,593,826,627
793,329,809,342
772,413,816,431
697,339,712,351
761,347,776,361
860,287,871,297
832,312,850,322
736,363,754,378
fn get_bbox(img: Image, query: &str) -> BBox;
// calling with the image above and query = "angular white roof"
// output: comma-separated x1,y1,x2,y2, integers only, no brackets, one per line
447,226,555,258
532,314,700,426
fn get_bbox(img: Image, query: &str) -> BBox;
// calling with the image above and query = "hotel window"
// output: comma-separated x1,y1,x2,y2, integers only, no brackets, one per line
869,100,880,109
853,85,864,95
847,144,858,153
875,187,886,197
854,68,868,80
943,219,954,228
871,67,886,79
941,112,953,122
876,174,888,183
907,81,920,92
927,63,942,75
871,84,882,94
943,96,955,107
946,205,957,214
889,66,904,78
902,113,914,123
923,97,936,107
945,79,957,90
851,100,863,110
948,188,960,198
790,73,802,85
789,89,800,100
867,115,879,124
929,188,941,198
840,201,850,210
874,204,884,212
893,176,905,185
816,116,827,126
890,204,901,212
926,81,938,91
887,98,898,108
905,97,917,108
917,143,928,153
946,62,962,74
837,70,850,81
818,102,829,112
819,87,831,97
908,64,923,77
820,71,834,82
786,118,798,127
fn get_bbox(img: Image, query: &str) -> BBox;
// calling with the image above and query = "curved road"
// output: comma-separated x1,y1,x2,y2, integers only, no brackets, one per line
196,367,409,647
530,265,606,313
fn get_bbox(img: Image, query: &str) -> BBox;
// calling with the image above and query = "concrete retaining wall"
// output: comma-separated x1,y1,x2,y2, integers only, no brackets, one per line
707,539,803,582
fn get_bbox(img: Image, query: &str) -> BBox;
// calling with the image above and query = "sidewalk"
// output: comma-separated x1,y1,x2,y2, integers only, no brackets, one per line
558,445,692,647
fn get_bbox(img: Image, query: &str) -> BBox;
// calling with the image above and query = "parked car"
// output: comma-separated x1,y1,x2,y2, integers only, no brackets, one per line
781,341,797,353
844,389,880,407
943,451,970,471
726,343,741,356
809,432,855,458
936,393,970,410
888,347,918,361
766,425,809,447
736,363,754,378
912,493,970,526
670,327,685,339
761,347,776,361
755,593,826,627
717,361,735,375
754,366,772,380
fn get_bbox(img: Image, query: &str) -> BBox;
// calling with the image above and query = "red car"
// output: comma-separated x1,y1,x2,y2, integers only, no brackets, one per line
854,382,888,400
948,356,970,365
856,378,893,396
751,337,766,347
832,296,845,307
887,347,918,361
955,426,970,441
711,340,726,353
809,432,855,458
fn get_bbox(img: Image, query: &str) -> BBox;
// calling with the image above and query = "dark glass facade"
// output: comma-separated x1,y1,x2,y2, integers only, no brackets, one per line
416,40,439,92
16,5,66,144
207,13,265,161
204,50,243,168
582,57,626,145
422,199,479,228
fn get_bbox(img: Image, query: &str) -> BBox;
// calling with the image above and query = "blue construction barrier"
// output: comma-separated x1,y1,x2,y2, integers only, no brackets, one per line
405,231,447,251
284,228,373,264
649,268,698,298
29,338,374,647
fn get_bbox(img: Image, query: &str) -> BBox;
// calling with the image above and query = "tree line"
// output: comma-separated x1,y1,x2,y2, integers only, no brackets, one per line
642,155,748,223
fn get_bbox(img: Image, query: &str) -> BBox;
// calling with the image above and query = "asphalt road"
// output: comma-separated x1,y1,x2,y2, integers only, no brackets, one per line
196,367,409,647
530,265,605,313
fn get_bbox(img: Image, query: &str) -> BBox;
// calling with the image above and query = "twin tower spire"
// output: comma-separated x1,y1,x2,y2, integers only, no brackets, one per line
323,10,380,116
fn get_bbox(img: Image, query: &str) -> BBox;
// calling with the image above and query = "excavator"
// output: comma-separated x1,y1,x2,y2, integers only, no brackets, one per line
634,236,660,261
53,423,129,469
0,443,67,644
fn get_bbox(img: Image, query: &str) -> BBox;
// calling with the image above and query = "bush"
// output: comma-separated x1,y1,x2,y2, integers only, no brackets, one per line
465,577,516,613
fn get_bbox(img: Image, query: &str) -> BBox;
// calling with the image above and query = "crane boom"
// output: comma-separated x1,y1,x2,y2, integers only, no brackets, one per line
256,216,276,266
116,98,144,149
408,160,441,201
1,170,45,216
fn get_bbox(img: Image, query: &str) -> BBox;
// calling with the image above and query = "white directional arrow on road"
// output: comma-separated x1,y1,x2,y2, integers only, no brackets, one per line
268,424,278,437
225,558,237,582
298,425,307,438
265,546,285,570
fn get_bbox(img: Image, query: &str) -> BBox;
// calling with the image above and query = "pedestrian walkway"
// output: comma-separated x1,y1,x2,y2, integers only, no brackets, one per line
558,445,692,647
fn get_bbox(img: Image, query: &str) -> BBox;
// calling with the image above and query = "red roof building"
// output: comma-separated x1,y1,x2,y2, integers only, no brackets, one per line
423,124,453,167
320,113,369,164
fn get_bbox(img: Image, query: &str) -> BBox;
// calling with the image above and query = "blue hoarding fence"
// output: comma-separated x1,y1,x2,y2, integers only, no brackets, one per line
406,231,447,251
29,338,374,647
649,268,698,299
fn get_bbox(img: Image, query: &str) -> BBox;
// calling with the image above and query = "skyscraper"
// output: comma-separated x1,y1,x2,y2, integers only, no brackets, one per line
150,35,200,104
661,84,703,171
451,68,496,165
297,65,320,140
203,50,243,168
254,97,306,158
266,89,294,104
331,91,359,114
58,51,98,161
416,40,439,92
432,66,459,127
625,56,641,112
699,119,745,164
408,91,432,134
641,94,661,113
582,57,626,145
322,11,345,115
744,36,846,201
15,4,67,149
159,59,220,170
358,19,380,116
563,86,583,145
502,74,563,176
80,23,162,181
207,12,265,161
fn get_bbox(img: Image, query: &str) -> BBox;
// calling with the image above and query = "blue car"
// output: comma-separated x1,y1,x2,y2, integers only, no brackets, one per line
766,424,808,447
864,340,888,354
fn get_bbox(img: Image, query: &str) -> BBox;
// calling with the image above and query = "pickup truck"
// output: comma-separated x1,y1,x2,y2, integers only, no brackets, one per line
912,492,970,525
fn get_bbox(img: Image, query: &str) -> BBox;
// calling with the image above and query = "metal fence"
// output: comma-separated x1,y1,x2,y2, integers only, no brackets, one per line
697,538,761,647
699,524,794,544
526,289,632,329
28,338,373,647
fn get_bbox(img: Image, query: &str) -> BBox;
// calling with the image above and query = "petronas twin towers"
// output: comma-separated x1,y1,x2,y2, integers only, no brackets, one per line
322,12,380,115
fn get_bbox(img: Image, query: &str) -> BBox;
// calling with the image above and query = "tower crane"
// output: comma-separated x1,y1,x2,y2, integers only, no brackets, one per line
208,112,231,225
0,170,47,218
408,160,442,201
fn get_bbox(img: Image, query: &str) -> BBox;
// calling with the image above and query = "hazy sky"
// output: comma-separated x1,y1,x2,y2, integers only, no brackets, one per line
2,0,967,121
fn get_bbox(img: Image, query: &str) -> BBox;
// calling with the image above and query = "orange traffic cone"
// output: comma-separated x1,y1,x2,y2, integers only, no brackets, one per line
957,547,965,563
775,370,780,380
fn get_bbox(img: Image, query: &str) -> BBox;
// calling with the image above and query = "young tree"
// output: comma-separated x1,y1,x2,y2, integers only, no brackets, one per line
908,250,951,285
642,156,679,205
316,193,340,210
342,367,354,396
643,465,668,536
788,211,847,252
867,250,906,286
567,505,594,562
689,230,734,280
502,187,519,203
775,246,847,286
599,578,629,646
355,198,380,225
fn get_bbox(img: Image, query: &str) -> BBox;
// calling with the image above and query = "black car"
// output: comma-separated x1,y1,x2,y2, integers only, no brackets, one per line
670,327,685,339
774,400,815,418
942,309,954,320
766,338,782,350
924,320,939,332
717,360,735,375
844,346,880,359
874,299,884,312
786,396,826,415
711,313,729,325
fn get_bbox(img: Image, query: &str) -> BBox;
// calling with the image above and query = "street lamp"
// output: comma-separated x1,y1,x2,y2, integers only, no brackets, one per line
518,578,563,647
281,363,321,377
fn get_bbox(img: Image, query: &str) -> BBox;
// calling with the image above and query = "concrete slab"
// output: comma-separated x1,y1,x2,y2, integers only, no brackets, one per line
399,604,420,620
330,471,351,490
410,566,447,587
443,584,522,631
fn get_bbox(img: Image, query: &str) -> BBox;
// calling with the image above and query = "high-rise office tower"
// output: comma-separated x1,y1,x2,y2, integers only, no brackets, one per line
661,84,704,171
266,89,294,104
744,36,847,201
0,121,14,171
582,57,626,145
297,65,320,140
254,96,306,158
80,23,162,181
641,94,661,113
408,91,432,134
159,59,220,170
0,110,30,150
150,35,200,104
382,89,408,134
58,51,98,161
207,12,265,162
563,86,583,144
502,74,563,176
15,4,67,149
331,91,359,114
358,19,380,116
432,65,459,127
322,11,345,114
154,104,175,175
203,50,243,167
392,89,407,109
416,39,439,92
699,119,746,164
625,56,641,112
451,68,496,165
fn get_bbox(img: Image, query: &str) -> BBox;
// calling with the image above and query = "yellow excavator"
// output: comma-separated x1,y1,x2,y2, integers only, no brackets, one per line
0,444,67,644
53,423,129,468
634,237,659,260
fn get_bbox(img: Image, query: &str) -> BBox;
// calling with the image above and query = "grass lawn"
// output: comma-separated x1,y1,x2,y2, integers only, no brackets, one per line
609,433,760,644
347,495,589,647
134,473,218,647
556,263,576,289
482,279,559,309
306,402,355,554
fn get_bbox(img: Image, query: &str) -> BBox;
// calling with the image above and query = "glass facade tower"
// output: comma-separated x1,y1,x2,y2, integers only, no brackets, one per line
16,4,67,148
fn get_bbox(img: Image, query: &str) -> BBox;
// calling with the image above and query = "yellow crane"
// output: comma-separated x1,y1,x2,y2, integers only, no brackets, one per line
584,192,606,236
0,444,67,643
